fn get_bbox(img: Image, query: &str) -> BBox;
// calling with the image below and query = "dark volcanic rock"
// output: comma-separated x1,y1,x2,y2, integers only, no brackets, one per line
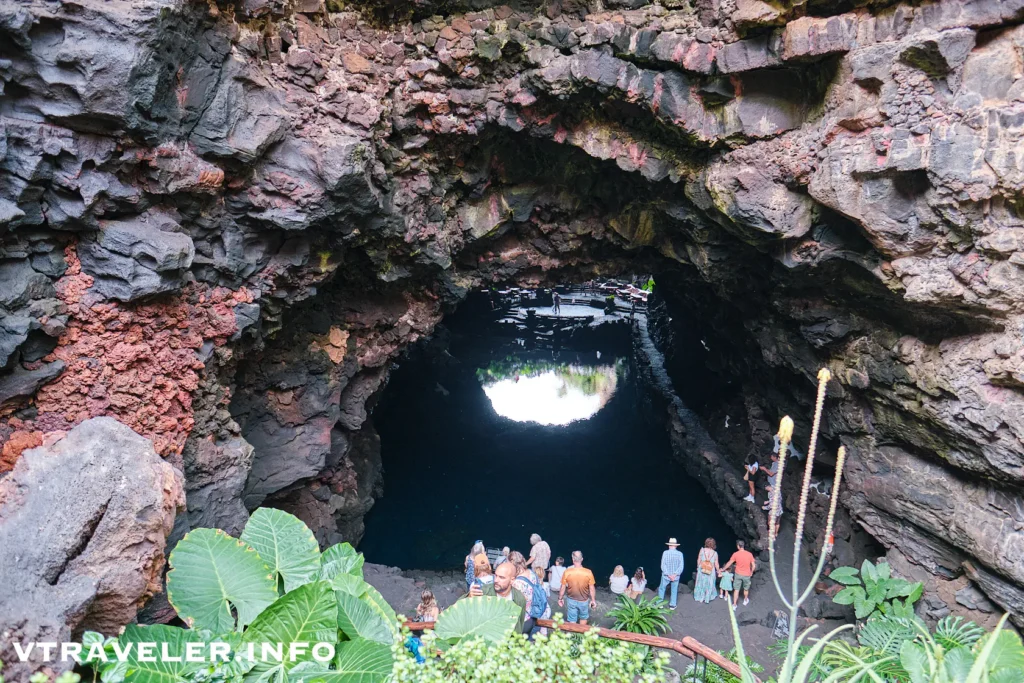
2,0,1024,648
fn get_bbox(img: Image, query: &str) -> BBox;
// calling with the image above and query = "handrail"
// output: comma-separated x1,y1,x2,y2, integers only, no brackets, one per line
402,620,760,682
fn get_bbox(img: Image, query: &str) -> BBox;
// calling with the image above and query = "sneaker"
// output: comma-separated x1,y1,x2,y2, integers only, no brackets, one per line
744,494,755,502
743,598,750,606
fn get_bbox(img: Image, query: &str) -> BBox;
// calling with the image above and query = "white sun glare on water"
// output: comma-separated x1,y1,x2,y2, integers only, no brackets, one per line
481,366,618,426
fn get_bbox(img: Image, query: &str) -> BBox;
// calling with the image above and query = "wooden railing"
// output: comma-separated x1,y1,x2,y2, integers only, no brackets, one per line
402,620,760,682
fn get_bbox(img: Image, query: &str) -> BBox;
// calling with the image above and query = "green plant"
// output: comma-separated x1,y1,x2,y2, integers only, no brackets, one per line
392,618,669,682
725,369,1024,683
829,560,925,620
605,595,672,636
80,509,398,683
682,649,763,683
642,278,655,293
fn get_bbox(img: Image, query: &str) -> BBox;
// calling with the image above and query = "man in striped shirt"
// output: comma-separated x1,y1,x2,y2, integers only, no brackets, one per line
658,538,685,609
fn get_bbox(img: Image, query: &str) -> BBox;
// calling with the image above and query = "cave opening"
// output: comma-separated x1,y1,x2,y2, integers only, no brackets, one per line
357,286,736,575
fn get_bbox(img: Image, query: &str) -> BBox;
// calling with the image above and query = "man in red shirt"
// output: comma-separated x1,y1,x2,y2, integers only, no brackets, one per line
721,540,757,607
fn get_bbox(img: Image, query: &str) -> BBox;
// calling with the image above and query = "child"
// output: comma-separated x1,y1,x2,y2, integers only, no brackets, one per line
718,567,734,599
416,590,440,623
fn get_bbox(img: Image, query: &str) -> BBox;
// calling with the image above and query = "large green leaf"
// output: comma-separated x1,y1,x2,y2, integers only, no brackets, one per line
241,509,322,594
119,625,204,683
335,640,394,683
320,544,364,581
900,641,929,683
167,528,278,632
329,572,368,597
335,592,394,645
861,559,878,584
874,562,891,581
854,594,877,620
433,596,520,646
827,566,861,586
976,628,1024,676
288,640,393,683
858,617,915,657
935,616,985,650
944,647,976,681
359,583,398,631
833,586,865,606
242,581,339,683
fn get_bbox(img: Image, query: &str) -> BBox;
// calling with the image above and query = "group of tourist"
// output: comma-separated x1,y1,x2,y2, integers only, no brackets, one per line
426,532,759,635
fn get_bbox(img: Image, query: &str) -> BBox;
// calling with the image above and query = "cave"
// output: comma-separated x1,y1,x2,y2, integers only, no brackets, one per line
355,289,736,574
2,0,1024,678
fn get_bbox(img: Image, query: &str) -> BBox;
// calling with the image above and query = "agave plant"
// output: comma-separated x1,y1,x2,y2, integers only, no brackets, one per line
605,595,672,636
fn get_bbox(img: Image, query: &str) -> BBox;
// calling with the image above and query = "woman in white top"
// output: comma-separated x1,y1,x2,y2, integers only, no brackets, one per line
609,565,630,594
625,567,647,600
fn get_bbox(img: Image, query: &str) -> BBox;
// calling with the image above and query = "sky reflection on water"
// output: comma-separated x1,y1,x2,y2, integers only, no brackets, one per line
480,364,618,425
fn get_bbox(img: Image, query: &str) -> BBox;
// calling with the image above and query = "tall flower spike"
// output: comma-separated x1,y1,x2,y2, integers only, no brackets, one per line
792,368,831,596
769,416,794,543
822,446,846,556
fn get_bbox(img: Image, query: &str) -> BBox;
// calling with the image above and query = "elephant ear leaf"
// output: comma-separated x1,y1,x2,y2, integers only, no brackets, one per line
242,581,339,683
433,596,520,646
119,624,204,683
336,592,394,645
167,528,278,632
320,543,364,581
241,508,322,594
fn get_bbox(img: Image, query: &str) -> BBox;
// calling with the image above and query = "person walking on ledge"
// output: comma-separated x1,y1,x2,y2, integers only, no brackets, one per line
552,291,562,315
558,550,596,624
658,538,684,609
722,539,757,607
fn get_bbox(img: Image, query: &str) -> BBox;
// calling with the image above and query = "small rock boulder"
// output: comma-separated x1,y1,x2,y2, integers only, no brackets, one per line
0,417,185,680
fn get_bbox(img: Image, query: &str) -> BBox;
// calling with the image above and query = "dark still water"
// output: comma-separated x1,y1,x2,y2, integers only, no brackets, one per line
358,314,735,580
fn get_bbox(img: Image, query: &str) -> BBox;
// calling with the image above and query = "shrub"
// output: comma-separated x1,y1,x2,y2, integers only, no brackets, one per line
605,595,672,636
829,559,924,620
392,619,669,683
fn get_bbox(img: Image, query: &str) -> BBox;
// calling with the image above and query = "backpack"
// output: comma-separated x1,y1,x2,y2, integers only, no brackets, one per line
698,549,714,575
521,572,548,618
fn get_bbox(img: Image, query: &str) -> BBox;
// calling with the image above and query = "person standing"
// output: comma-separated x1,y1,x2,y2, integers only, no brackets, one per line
547,557,566,597
528,534,551,574
722,540,757,607
558,550,596,624
743,458,759,503
762,452,780,511
693,538,720,603
552,291,561,315
467,562,529,633
465,540,487,589
494,546,511,569
658,538,684,609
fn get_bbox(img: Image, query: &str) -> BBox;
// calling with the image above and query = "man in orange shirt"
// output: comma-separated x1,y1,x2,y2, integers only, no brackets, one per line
557,550,597,624
721,540,757,607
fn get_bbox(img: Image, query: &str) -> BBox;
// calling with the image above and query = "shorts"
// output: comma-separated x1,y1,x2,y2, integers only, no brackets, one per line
735,574,752,591
566,597,590,622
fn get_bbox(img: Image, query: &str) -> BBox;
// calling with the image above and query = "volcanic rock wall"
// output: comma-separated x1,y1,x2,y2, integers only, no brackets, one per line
1,0,1024,637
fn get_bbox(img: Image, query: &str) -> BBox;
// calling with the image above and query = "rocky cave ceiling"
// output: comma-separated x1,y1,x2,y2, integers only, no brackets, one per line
1,0,1024,661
